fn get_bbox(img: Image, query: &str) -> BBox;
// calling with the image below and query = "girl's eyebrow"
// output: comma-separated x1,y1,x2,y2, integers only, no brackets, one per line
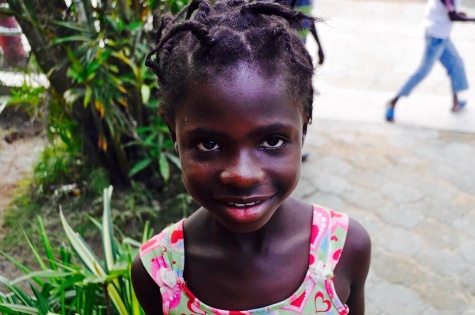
248,123,294,137
184,123,294,137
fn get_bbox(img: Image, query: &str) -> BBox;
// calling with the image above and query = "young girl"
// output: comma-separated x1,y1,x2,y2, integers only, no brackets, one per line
132,0,371,314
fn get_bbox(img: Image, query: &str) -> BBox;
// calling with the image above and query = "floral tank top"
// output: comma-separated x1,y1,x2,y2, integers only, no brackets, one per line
140,205,349,315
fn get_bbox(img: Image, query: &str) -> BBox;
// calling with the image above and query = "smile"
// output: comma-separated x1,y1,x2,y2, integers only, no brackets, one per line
226,200,263,208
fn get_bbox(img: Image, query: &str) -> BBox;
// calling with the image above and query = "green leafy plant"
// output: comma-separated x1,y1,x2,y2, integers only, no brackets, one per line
4,0,187,187
0,83,46,120
0,186,150,315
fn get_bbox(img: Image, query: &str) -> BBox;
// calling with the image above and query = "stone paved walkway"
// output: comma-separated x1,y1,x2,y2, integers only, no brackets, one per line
294,0,475,313
294,121,475,315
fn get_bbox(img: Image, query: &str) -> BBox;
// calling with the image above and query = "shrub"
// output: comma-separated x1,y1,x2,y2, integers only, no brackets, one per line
0,186,149,315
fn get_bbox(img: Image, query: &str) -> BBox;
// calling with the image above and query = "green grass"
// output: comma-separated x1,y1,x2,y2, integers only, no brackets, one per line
0,187,147,314
0,171,193,273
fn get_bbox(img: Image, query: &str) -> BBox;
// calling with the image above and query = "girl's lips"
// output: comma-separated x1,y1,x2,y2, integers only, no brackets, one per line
218,195,276,223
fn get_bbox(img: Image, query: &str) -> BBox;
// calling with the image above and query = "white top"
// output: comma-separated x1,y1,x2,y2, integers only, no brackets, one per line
424,0,458,39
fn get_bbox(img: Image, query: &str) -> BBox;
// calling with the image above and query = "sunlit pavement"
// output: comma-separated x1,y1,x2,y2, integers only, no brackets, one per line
295,0,475,314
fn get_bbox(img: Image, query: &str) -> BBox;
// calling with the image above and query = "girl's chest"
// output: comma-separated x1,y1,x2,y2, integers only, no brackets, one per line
183,249,309,310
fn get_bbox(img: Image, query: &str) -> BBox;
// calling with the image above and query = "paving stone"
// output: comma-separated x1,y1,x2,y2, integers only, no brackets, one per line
371,251,426,288
376,203,425,229
371,226,420,257
343,187,387,211
414,218,462,251
461,266,475,296
416,248,468,278
456,240,475,264
462,306,475,315
313,173,350,195
293,176,318,199
304,191,348,211
313,156,354,176
380,182,424,204
369,282,427,315
346,168,387,191
453,214,475,239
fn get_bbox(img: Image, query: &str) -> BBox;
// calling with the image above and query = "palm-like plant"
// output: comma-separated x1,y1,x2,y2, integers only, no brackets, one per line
2,0,186,187
0,186,150,315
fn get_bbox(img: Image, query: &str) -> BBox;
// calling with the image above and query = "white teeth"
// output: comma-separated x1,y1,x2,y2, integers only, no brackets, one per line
227,201,262,207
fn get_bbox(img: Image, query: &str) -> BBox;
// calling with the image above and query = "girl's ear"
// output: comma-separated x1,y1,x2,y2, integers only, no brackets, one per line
167,123,177,144
167,124,179,155
302,123,308,146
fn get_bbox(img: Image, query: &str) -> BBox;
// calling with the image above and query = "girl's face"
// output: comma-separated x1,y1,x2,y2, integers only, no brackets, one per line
169,64,307,233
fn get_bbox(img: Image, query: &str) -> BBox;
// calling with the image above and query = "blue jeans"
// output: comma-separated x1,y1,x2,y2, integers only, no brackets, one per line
397,32,468,97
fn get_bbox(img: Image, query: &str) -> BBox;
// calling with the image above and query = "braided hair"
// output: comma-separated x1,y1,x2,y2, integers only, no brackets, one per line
146,0,316,125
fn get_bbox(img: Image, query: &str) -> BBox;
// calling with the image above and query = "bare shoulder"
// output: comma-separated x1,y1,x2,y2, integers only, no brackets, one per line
346,218,371,259
344,218,371,279
131,254,164,315
335,217,371,315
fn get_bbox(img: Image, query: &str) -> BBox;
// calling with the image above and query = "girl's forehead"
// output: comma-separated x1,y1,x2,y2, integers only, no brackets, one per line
188,70,294,108
174,66,305,131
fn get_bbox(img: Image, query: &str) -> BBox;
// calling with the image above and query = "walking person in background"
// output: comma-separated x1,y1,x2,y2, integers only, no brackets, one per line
287,0,324,161
288,0,325,65
386,0,475,122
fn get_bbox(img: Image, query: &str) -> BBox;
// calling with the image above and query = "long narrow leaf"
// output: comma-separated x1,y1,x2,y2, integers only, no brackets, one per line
59,208,105,276
166,152,181,170
36,216,57,271
29,284,52,314
0,276,35,308
102,186,116,272
0,303,38,314
128,158,152,177
52,35,93,44
142,221,151,244
23,231,48,271
106,282,129,315
10,270,72,286
53,20,93,32
0,252,46,288
159,153,170,182
102,187,130,315
61,200,129,314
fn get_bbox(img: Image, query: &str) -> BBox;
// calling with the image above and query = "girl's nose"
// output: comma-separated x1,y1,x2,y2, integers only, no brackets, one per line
219,153,265,188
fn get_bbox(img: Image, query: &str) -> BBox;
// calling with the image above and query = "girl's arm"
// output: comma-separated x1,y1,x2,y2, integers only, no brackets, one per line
448,11,475,22
131,254,164,315
339,218,372,315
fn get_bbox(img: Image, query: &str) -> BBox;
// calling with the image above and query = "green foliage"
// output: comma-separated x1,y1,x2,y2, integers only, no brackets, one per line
0,186,149,315
111,182,157,228
4,0,188,188
1,83,46,120
128,111,181,183
33,141,82,193
53,0,183,185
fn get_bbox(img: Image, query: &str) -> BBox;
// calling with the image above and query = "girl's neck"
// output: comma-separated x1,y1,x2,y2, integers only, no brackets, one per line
188,197,312,254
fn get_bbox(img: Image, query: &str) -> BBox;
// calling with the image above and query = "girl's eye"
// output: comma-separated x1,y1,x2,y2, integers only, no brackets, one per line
261,137,285,149
196,140,220,152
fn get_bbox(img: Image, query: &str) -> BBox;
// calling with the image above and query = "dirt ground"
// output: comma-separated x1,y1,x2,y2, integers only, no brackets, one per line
0,110,45,235
0,110,45,291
